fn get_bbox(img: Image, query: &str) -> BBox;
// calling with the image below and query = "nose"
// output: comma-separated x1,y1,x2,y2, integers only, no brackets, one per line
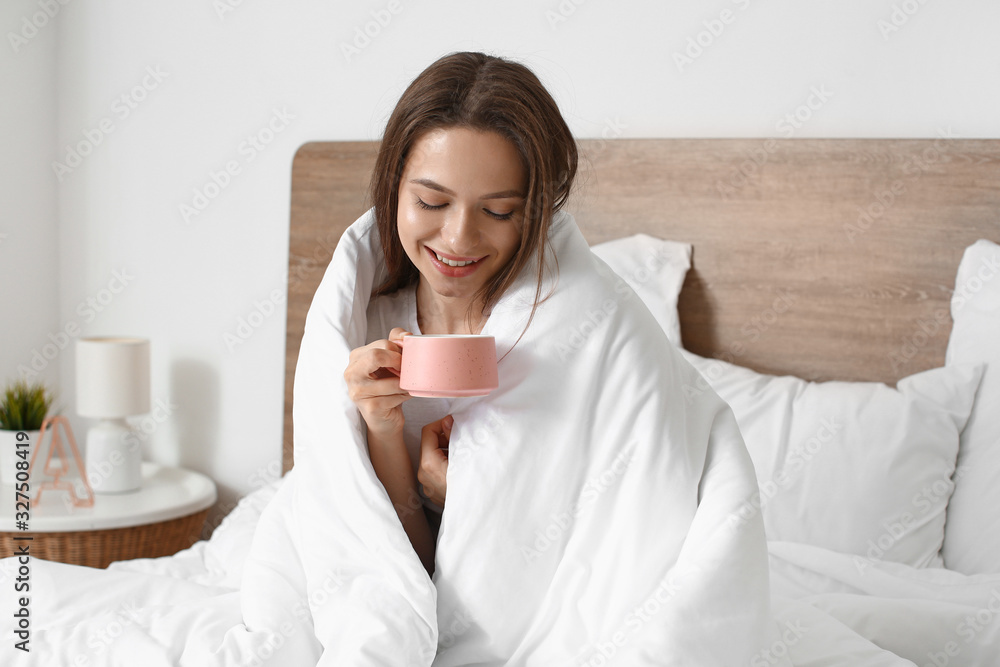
441,207,479,254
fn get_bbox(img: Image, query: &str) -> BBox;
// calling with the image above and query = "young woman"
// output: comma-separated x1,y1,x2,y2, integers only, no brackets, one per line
343,51,577,575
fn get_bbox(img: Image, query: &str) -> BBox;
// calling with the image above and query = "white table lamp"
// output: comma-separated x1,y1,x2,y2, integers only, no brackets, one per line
76,337,150,493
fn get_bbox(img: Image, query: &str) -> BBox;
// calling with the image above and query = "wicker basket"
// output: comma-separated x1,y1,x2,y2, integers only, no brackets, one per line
0,509,209,569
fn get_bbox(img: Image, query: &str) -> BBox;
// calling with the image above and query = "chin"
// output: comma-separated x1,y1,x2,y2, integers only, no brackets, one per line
426,278,480,299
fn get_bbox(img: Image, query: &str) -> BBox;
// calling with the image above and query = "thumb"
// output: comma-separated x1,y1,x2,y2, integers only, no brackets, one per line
444,415,454,432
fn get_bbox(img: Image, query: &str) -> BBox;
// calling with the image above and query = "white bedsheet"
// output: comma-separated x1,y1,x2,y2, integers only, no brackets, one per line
2,210,999,665
3,476,1000,664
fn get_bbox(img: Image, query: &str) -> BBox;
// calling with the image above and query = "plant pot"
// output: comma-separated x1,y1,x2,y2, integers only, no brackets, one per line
0,429,40,486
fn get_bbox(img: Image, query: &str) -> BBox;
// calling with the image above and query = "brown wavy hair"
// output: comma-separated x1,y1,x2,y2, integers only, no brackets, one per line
369,51,578,330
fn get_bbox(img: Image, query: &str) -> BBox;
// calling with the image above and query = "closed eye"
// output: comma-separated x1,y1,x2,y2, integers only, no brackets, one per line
484,209,515,221
415,197,446,211
417,197,516,221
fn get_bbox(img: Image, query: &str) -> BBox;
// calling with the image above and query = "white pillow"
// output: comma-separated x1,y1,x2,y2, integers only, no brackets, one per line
681,349,983,568
591,234,691,346
943,239,1000,574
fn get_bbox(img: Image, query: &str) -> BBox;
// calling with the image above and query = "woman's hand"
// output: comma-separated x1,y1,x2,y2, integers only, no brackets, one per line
419,415,453,507
344,327,412,438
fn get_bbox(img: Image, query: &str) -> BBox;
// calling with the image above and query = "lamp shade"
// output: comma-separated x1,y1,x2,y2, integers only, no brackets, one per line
76,337,151,418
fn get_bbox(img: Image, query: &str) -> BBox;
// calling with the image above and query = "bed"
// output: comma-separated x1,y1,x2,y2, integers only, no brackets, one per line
3,138,999,665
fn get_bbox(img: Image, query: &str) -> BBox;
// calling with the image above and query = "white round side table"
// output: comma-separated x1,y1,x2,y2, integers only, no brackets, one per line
0,462,217,568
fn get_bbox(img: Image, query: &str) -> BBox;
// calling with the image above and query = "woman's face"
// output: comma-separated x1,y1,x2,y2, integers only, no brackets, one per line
397,127,526,305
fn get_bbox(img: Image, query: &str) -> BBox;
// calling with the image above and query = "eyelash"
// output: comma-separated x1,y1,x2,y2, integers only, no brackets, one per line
414,197,444,211
415,197,515,221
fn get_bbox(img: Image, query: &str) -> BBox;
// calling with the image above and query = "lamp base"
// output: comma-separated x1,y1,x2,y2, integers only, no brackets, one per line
86,419,142,494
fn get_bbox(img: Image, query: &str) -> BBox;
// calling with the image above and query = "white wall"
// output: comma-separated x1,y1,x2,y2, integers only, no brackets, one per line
3,0,999,530
1,0,58,390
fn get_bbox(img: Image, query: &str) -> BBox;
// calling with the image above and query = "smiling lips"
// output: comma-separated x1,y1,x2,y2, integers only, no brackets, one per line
426,246,485,277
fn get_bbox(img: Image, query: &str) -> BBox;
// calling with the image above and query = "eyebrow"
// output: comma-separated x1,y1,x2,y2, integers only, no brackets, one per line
409,178,525,200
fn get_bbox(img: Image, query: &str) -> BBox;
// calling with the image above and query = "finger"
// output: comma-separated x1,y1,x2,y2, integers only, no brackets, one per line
370,366,398,380
346,345,390,373
418,457,448,486
438,415,454,449
420,420,446,459
348,348,404,379
355,376,411,401
420,444,449,483
421,416,447,437
420,423,439,458
363,392,412,414
388,328,412,346
349,339,396,363
352,338,405,360
418,478,444,509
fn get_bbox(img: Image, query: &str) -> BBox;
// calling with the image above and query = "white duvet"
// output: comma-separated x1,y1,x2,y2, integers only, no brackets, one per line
2,210,999,666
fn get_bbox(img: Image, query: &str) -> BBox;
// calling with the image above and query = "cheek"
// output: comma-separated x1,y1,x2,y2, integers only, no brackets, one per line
396,204,414,234
497,224,523,260
396,209,430,249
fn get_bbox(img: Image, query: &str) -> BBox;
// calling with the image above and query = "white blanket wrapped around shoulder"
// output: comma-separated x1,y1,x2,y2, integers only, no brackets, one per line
238,208,777,665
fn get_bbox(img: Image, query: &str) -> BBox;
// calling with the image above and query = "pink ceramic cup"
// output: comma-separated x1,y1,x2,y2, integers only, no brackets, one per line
397,334,498,398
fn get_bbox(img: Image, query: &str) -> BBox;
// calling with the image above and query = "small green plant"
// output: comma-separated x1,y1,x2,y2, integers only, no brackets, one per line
0,380,55,431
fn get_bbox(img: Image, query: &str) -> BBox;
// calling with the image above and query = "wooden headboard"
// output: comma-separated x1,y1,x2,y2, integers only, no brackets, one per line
284,139,1000,473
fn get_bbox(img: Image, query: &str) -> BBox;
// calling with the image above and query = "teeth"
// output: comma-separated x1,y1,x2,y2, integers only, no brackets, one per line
435,252,476,267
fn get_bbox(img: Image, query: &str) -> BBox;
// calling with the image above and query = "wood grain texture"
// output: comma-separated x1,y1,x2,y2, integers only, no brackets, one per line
284,138,1000,472
284,142,378,472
